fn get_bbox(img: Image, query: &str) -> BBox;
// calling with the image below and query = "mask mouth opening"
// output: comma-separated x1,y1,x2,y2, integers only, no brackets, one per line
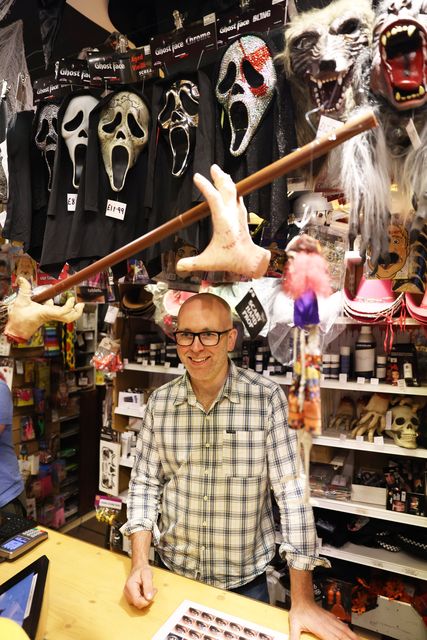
111,145,130,191
229,101,249,155
169,125,191,176
379,19,427,109
309,69,351,114
73,143,87,188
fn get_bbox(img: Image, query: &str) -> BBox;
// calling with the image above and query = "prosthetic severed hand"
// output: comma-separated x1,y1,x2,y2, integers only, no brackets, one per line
350,393,390,442
4,277,84,342
176,164,271,279
329,396,357,433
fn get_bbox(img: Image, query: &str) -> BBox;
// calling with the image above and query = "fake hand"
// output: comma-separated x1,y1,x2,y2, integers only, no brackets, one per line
289,600,359,640
123,564,157,609
176,164,271,279
4,277,85,343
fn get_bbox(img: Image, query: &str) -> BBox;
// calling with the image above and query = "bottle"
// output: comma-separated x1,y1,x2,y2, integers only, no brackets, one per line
376,355,387,381
354,325,376,378
339,346,351,376
329,354,340,379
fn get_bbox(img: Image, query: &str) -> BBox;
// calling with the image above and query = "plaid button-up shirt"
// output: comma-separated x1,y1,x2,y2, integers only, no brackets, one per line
123,362,328,589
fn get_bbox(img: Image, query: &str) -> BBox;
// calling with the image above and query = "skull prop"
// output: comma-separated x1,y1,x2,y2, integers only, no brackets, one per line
371,0,427,111
61,95,99,188
158,79,200,177
98,92,150,192
215,34,277,157
387,403,419,448
35,102,59,192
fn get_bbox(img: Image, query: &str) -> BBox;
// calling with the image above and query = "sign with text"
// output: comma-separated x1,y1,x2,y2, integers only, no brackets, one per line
33,76,71,104
55,58,91,86
216,0,287,47
235,288,267,339
151,16,217,69
87,47,156,86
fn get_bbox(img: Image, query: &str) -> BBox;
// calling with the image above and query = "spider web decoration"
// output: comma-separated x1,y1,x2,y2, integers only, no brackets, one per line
0,0,15,21
0,20,33,120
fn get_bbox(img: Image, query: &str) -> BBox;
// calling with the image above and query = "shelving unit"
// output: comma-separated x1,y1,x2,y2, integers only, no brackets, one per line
310,496,427,528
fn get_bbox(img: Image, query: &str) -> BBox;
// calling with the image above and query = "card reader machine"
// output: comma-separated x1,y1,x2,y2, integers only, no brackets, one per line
0,528,48,560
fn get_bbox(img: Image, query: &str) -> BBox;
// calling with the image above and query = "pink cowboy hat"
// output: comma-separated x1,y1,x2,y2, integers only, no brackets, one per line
405,290,427,323
344,276,403,319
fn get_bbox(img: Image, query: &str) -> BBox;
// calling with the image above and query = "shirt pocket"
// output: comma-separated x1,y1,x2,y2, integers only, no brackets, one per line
221,429,266,478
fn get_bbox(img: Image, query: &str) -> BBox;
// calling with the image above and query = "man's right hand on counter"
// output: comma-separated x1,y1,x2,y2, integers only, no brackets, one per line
124,563,157,609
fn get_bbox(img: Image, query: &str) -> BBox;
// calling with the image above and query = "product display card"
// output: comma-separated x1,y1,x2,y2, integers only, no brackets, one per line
151,599,288,640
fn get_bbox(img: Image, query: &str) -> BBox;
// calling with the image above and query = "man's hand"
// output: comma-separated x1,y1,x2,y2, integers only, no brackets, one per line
289,600,359,640
123,563,157,609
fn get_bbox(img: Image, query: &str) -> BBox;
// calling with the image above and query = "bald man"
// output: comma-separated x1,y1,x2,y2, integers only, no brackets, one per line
122,288,357,640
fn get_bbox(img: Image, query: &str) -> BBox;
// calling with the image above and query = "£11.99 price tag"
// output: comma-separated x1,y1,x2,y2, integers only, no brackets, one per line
105,199,127,221
67,193,77,211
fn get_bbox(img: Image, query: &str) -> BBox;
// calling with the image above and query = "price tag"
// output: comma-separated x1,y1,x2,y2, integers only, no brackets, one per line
104,305,119,324
163,361,170,368
285,371,293,384
339,373,348,383
316,114,341,139
264,370,270,376
397,379,406,388
406,118,422,149
356,376,366,384
77,334,85,347
374,436,384,445
339,433,347,441
141,359,148,366
370,377,379,385
67,193,77,211
0,335,11,356
105,199,127,220
15,360,24,375
356,435,364,442
177,363,185,372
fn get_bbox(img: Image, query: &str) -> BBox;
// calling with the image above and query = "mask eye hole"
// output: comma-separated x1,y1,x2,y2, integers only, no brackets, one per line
64,110,84,132
158,92,175,127
217,61,236,94
127,112,145,138
242,58,264,88
36,118,49,143
180,89,198,116
292,32,318,51
102,111,122,134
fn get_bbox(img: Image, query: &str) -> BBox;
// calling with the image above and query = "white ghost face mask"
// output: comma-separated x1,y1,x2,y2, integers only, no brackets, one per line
216,34,277,156
158,79,200,177
35,102,59,191
98,92,150,192
61,94,99,189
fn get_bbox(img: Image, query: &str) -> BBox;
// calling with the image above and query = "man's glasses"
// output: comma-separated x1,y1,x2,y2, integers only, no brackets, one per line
174,329,233,346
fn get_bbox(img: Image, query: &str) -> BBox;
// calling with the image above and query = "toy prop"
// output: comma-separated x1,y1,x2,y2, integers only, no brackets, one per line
1,110,377,342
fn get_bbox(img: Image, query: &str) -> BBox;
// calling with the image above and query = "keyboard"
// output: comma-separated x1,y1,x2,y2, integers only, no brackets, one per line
0,511,36,544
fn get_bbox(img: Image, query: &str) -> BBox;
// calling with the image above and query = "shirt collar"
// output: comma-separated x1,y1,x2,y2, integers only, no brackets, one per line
173,360,240,406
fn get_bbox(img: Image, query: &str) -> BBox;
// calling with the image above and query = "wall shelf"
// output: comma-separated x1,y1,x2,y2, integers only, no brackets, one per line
311,496,427,528
312,431,427,458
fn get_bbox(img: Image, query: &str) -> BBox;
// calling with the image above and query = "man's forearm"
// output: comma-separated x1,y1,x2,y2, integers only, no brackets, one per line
130,530,153,570
289,567,315,605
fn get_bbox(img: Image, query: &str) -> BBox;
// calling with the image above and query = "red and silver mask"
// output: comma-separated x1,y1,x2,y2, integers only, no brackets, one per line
215,34,277,156
158,79,200,177
35,102,59,192
61,94,99,189
98,91,150,192
371,0,427,110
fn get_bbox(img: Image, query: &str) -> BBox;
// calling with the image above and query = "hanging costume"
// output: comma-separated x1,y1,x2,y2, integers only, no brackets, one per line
39,92,99,277
216,33,295,237
143,70,223,275
65,89,150,272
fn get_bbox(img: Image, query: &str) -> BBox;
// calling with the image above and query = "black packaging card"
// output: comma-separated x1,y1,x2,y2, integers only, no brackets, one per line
235,288,267,339
151,15,217,69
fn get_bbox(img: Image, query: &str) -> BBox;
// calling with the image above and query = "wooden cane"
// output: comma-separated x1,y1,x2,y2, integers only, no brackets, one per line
32,109,377,303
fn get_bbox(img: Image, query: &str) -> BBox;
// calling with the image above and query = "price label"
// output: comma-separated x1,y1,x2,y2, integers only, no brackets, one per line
67,193,77,211
356,435,364,442
339,373,348,383
356,376,366,384
316,115,341,139
397,379,406,388
0,335,11,356
177,363,185,372
104,305,119,324
264,370,270,376
370,377,379,385
105,199,127,220
163,362,171,369
339,433,347,441
15,360,24,375
374,436,384,445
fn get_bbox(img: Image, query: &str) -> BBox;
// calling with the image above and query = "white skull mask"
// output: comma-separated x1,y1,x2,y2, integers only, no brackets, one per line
35,102,59,191
216,34,277,157
387,404,419,448
61,95,99,189
98,92,150,192
158,79,200,177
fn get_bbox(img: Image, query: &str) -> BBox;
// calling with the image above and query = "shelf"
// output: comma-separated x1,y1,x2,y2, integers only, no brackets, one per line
59,427,79,439
336,316,420,326
313,431,427,458
120,456,135,468
55,413,80,423
114,405,145,418
321,542,427,580
124,363,183,375
311,496,427,528
270,374,427,396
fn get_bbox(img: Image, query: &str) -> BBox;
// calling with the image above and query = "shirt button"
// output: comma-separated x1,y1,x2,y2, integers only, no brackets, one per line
202,521,207,527
201,546,206,551
203,496,208,501
205,442,210,448
204,470,209,476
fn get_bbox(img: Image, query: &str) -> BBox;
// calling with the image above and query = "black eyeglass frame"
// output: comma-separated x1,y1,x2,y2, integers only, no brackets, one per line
173,329,233,346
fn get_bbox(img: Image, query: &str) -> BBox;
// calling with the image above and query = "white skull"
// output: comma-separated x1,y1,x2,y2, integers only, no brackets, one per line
61,94,99,189
215,34,277,157
35,102,59,191
387,404,419,448
158,79,199,177
98,91,150,192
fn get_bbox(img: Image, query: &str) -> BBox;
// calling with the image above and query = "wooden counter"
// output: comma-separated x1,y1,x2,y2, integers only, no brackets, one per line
0,529,350,640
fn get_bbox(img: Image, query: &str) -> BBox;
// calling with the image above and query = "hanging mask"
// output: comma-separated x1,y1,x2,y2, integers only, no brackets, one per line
61,94,99,189
98,91,150,192
371,0,427,111
216,34,277,157
158,79,200,177
35,102,59,192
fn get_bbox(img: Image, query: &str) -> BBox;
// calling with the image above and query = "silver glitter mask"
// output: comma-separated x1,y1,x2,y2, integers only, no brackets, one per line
35,102,59,191
158,79,200,177
216,34,277,156
98,92,150,192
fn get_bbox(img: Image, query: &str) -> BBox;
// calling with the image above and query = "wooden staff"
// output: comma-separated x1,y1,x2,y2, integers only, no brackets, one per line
32,109,377,303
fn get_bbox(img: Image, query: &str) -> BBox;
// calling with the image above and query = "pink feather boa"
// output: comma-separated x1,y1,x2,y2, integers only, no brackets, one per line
282,251,332,300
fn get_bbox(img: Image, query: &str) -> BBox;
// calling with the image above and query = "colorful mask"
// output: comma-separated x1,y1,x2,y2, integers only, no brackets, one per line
35,102,59,192
216,34,277,156
371,0,427,111
158,79,199,177
61,94,99,189
98,91,150,192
